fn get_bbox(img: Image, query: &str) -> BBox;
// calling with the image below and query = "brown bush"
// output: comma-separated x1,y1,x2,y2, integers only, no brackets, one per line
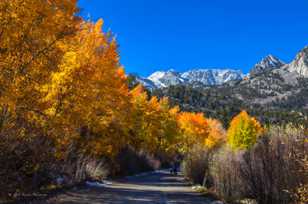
113,146,158,177
0,131,55,199
209,126,307,204
54,153,110,184
239,126,307,204
209,146,244,202
0,107,111,200
182,145,213,185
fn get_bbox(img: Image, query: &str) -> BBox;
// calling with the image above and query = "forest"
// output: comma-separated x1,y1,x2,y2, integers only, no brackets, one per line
0,1,307,204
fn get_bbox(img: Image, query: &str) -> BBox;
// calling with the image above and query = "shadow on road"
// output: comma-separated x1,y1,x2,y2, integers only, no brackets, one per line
27,170,212,204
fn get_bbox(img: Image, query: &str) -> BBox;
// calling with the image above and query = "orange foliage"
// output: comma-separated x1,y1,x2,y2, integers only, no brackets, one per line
0,1,230,195
43,20,131,157
178,112,208,152
206,119,226,148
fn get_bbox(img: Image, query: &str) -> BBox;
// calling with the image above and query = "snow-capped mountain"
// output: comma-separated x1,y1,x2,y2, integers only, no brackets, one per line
250,55,285,76
148,69,187,88
134,75,157,90
287,46,308,77
131,45,308,90
146,68,244,88
181,69,244,86
149,45,308,127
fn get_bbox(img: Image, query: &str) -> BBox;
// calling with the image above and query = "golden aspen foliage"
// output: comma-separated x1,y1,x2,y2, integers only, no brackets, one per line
43,20,131,158
0,0,80,195
129,85,180,154
0,0,79,121
178,112,210,152
0,0,80,171
154,97,180,154
227,110,263,150
129,85,151,149
206,119,226,148
0,1,305,200
161,102,181,149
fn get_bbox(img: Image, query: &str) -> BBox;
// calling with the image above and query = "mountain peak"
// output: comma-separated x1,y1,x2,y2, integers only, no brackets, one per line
295,46,308,60
257,54,285,68
166,68,177,73
250,54,285,76
136,45,308,90
287,46,308,77
145,68,244,88
148,69,186,88
181,69,244,85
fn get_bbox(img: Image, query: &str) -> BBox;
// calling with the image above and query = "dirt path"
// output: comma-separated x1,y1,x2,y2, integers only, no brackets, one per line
40,170,212,204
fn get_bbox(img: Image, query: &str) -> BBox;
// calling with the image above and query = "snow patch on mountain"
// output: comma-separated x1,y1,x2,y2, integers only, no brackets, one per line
132,45,308,90
181,69,244,86
287,46,308,77
250,55,285,76
146,68,244,88
148,69,187,88
134,76,157,90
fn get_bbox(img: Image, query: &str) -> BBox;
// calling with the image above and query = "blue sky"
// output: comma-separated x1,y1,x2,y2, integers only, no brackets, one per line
78,0,308,76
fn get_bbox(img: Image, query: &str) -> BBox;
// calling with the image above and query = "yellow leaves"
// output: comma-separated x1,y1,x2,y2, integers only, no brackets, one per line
94,19,104,33
169,106,180,116
0,0,80,129
227,110,263,150
52,51,78,82
130,85,146,99
40,19,133,158
0,0,256,168
129,86,181,154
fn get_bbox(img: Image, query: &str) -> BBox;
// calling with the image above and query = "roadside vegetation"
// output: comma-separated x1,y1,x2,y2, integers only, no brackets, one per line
182,116,307,204
0,1,306,204
0,0,222,200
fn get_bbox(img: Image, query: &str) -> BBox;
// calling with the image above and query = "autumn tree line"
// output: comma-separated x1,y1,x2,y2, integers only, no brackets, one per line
0,1,306,203
182,112,307,204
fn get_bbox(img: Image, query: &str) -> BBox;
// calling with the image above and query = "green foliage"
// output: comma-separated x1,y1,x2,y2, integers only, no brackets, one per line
227,111,262,150
150,75,308,127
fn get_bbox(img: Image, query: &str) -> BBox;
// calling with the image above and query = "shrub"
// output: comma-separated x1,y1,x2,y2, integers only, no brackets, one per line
0,132,55,199
59,154,110,184
210,126,307,204
113,146,158,176
239,126,307,204
182,145,213,185
209,146,244,202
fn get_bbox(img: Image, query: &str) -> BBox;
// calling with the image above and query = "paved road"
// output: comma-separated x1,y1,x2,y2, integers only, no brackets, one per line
47,170,212,204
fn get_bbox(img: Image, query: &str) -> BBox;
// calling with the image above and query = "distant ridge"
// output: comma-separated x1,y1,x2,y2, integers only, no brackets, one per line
132,45,308,90
136,68,244,89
